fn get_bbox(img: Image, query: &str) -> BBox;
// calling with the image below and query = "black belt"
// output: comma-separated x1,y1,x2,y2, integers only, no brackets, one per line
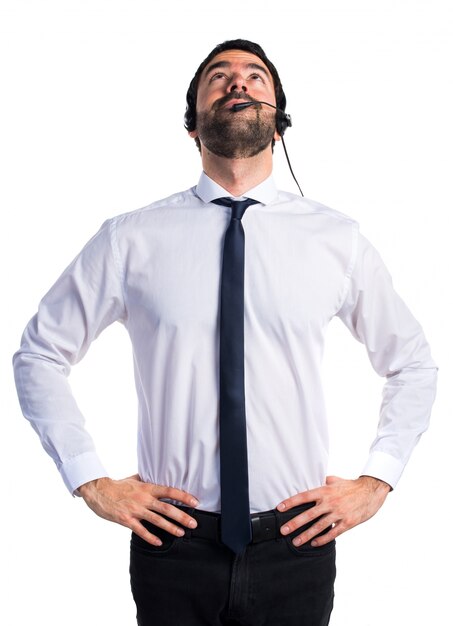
177,502,318,545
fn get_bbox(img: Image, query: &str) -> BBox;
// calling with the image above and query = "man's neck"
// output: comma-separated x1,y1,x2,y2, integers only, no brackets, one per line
201,147,273,197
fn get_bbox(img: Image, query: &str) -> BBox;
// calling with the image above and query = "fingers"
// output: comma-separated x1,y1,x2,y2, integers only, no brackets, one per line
81,476,200,546
278,475,390,547
310,523,339,547
325,475,342,486
144,514,186,538
280,505,324,536
142,484,200,533
291,515,339,547
277,487,321,512
125,484,199,543
108,498,196,545
129,518,165,547
147,499,198,532
280,504,344,547
151,483,199,509
120,475,199,508
279,503,335,548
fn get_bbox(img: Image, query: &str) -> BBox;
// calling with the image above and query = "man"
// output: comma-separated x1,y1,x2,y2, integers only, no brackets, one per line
14,39,437,625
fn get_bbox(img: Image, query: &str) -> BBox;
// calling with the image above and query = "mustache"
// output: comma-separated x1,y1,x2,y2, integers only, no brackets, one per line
213,91,261,111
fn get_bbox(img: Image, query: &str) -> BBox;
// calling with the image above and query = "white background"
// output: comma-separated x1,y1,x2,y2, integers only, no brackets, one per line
1,0,452,624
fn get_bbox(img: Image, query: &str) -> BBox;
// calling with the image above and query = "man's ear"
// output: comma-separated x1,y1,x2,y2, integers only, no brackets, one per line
188,130,198,139
274,129,281,142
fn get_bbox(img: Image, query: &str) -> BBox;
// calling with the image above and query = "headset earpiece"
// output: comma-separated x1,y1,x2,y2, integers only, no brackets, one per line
277,111,292,136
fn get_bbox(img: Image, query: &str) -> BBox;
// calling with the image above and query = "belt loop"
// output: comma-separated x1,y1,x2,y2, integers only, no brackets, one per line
273,506,284,542
251,515,262,543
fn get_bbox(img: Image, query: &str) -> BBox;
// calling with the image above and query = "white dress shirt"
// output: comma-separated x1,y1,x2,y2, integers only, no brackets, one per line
13,172,437,513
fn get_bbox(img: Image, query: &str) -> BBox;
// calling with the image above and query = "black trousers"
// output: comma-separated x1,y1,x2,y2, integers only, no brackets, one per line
130,505,336,626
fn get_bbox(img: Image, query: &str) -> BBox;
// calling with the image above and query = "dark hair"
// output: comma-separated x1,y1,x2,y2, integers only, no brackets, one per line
184,39,287,151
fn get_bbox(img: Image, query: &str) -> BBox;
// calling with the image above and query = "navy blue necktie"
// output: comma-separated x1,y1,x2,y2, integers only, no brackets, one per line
212,197,259,554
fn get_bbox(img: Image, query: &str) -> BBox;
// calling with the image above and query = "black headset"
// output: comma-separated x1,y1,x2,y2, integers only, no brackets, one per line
231,101,302,196
276,109,292,136
232,101,291,134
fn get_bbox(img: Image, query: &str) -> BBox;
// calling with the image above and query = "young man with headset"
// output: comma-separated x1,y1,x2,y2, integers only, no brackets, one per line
14,39,437,625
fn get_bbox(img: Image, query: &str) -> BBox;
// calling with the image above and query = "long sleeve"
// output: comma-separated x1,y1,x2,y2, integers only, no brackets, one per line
13,219,127,493
336,233,437,488
12,178,439,512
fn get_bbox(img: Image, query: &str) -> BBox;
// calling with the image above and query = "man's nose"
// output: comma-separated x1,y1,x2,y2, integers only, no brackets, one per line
228,74,247,93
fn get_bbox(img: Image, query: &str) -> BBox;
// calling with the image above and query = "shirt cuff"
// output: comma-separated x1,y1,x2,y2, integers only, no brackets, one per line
361,451,405,490
59,451,109,496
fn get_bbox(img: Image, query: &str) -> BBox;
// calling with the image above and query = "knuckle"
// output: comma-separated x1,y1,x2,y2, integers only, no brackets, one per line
311,523,324,536
147,511,162,525
170,511,188,528
315,535,331,547
334,521,346,536
182,513,195,526
170,524,185,536
342,515,355,529
157,501,173,515
146,483,160,496
285,520,296,532
117,511,132,526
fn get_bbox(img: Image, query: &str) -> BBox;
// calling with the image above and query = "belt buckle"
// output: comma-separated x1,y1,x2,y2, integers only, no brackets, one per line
250,512,276,544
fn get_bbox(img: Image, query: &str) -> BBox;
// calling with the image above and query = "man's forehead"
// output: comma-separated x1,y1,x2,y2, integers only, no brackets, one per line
202,50,272,80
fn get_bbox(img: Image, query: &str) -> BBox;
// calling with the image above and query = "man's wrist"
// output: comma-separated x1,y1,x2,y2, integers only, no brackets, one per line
358,475,392,493
77,476,110,497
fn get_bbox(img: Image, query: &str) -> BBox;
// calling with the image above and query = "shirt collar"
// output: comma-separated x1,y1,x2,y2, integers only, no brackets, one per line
195,171,278,205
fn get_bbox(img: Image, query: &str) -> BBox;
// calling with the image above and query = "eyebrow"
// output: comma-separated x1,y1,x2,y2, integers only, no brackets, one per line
203,60,271,80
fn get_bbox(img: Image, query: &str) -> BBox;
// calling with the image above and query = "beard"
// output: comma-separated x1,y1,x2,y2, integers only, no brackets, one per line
196,98,276,159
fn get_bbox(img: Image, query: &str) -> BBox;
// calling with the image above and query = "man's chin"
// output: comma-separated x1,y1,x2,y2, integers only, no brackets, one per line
195,109,275,159
202,141,272,160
